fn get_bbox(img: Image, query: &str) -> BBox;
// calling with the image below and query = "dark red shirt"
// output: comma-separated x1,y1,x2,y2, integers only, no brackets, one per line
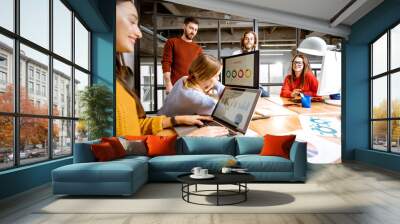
280,71,319,98
161,37,203,85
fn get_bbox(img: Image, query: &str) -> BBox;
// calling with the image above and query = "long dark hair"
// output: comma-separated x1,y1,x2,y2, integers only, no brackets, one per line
289,54,311,88
116,53,146,118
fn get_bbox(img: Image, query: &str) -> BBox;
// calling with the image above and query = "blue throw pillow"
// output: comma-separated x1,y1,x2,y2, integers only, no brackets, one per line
235,137,264,155
179,137,235,155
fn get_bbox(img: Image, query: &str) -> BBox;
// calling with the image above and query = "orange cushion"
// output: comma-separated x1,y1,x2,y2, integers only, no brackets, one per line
101,137,126,158
146,135,177,157
125,135,148,141
91,142,117,162
260,134,296,159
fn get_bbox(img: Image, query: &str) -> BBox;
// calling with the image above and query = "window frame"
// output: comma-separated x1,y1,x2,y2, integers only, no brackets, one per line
370,19,400,154
0,0,92,171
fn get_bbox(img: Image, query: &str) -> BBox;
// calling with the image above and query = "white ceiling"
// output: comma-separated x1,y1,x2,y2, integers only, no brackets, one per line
167,0,384,38
227,0,352,23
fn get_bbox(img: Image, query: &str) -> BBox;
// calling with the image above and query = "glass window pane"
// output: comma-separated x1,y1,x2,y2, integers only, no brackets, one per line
157,64,163,85
74,69,89,118
391,24,400,70
53,59,72,117
53,0,72,60
267,86,282,95
20,117,49,165
259,64,269,84
372,76,387,119
372,121,388,151
391,72,400,118
0,35,14,113
270,63,284,83
0,0,14,31
392,120,400,153
75,120,88,143
20,0,49,49
53,119,72,158
372,33,387,76
157,89,166,110
75,18,89,70
0,116,14,170
20,44,49,115
140,64,153,111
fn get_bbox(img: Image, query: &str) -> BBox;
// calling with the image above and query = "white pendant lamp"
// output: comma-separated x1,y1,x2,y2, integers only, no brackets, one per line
297,37,327,56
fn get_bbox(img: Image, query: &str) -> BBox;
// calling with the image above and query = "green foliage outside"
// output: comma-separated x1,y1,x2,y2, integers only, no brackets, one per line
373,99,400,142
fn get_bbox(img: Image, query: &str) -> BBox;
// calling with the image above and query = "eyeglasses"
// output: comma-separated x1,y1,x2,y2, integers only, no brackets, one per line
293,61,303,65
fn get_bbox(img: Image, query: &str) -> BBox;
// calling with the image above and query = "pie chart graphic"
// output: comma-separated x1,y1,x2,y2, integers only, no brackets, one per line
245,69,251,78
231,70,237,78
238,69,244,78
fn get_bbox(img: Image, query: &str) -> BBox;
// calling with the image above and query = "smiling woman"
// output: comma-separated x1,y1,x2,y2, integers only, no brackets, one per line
115,0,228,137
280,54,319,98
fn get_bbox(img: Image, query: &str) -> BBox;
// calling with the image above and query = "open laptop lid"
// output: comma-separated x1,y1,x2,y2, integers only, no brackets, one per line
222,51,260,89
211,87,261,134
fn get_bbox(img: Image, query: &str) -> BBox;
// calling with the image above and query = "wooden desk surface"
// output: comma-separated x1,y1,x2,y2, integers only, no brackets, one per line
259,96,341,115
250,95,341,135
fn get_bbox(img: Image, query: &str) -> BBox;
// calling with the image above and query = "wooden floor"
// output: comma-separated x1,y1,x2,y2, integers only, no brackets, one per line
1,162,400,224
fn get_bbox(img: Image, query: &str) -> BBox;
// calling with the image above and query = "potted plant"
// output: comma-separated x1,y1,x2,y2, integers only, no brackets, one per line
79,84,113,140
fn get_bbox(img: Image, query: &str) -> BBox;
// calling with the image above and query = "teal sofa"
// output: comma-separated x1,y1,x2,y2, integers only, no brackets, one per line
52,137,307,196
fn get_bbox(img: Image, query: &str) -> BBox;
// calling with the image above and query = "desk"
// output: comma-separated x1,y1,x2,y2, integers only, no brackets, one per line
251,96,340,135
250,95,341,164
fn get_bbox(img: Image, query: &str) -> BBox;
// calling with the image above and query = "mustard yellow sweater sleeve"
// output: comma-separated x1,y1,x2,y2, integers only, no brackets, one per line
116,80,166,136
139,116,166,135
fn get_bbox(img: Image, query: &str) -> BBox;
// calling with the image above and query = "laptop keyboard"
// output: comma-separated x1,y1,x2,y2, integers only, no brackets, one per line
203,121,237,136
203,121,220,127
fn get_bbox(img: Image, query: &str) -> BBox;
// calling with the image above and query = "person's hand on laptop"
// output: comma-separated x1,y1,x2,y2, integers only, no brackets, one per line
175,115,213,126
188,126,229,137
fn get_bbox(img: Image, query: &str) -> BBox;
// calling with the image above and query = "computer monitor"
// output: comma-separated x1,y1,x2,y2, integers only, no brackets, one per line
222,51,259,88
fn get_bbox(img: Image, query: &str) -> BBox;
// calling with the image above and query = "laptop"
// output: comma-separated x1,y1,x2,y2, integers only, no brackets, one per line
174,87,261,136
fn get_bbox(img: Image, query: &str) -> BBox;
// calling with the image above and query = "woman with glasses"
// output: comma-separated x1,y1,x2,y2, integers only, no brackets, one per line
280,54,319,98
116,0,228,137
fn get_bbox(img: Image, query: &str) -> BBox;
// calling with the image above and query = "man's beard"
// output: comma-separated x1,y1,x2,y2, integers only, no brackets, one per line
184,31,194,40
245,44,254,51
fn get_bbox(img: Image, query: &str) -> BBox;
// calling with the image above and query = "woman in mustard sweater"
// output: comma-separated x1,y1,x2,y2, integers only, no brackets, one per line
116,0,228,137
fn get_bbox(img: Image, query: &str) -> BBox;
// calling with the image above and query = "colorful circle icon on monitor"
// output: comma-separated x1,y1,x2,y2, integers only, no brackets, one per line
231,70,237,78
238,69,244,78
226,70,231,78
245,69,251,78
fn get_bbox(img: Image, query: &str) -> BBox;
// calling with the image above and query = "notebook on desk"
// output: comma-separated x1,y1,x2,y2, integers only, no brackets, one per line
174,87,261,136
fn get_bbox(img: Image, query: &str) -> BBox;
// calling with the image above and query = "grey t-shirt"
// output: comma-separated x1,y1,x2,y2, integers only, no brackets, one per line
158,77,225,116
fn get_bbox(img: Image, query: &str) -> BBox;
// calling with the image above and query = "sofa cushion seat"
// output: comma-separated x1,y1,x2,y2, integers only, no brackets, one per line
148,154,235,172
53,159,147,183
236,155,293,172
116,155,150,163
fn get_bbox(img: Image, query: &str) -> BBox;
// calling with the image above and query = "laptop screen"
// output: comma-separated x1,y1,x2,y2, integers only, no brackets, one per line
212,87,260,133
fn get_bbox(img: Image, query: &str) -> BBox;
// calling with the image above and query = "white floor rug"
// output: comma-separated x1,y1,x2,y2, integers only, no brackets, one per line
38,183,361,214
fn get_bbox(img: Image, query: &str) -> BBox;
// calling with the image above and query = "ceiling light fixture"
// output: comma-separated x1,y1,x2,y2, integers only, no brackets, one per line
297,37,327,56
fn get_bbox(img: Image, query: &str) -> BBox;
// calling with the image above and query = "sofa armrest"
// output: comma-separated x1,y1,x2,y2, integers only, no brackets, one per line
289,141,307,181
73,140,100,163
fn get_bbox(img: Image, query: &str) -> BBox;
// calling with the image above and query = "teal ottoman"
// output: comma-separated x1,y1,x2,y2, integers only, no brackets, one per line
52,156,148,196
